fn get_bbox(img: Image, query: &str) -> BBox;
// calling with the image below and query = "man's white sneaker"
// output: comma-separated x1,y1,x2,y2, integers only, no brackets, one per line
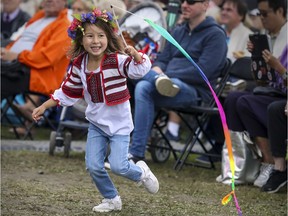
155,74,180,97
254,163,274,187
136,160,159,194
92,195,122,212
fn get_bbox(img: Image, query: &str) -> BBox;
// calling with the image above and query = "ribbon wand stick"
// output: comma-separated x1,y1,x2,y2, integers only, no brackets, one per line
110,5,128,47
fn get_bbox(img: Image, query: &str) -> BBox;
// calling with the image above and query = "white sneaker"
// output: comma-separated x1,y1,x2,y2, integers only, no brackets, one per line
136,160,159,194
92,195,122,212
104,162,111,170
155,74,180,97
254,163,274,187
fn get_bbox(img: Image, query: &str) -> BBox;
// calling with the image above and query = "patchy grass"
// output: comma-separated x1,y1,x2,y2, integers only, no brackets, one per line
1,150,287,216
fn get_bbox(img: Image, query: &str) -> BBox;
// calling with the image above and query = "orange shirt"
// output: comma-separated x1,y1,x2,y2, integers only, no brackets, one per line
6,9,71,96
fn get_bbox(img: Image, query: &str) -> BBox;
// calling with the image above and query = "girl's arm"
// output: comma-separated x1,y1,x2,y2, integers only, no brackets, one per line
124,45,143,63
32,98,58,122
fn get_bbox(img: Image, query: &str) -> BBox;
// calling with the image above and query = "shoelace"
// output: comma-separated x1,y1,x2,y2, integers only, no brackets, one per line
261,165,273,177
101,199,112,204
137,168,151,186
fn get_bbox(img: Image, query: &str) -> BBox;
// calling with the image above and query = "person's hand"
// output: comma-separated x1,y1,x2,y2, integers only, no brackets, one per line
125,45,144,64
262,50,285,73
0,47,6,59
247,40,254,53
233,51,245,59
262,49,279,69
32,105,46,122
0,48,19,61
124,45,138,57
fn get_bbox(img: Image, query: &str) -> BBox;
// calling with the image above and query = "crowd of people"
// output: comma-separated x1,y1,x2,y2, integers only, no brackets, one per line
1,0,287,213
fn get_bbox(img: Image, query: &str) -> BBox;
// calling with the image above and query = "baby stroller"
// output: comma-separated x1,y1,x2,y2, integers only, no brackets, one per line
49,98,89,157
49,1,170,158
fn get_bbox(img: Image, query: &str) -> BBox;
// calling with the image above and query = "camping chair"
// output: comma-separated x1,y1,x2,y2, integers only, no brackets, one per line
1,92,56,140
149,58,232,169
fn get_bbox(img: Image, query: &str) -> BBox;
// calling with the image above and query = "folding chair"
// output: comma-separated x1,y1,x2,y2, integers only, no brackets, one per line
149,59,232,167
172,58,232,170
1,92,57,140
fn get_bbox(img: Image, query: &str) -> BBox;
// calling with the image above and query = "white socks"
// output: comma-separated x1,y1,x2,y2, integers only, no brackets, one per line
167,121,180,137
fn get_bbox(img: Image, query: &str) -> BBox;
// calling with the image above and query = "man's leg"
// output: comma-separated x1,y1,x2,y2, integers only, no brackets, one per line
129,77,199,159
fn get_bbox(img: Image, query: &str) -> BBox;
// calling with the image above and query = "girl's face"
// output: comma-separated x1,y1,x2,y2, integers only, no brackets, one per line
82,24,108,59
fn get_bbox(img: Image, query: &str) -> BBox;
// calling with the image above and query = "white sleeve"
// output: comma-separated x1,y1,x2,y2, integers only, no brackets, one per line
118,53,152,79
52,88,80,107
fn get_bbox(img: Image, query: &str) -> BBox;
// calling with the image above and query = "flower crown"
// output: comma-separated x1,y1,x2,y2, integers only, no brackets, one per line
67,8,118,41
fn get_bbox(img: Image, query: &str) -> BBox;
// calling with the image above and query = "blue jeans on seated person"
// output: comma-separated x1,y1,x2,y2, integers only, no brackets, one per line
85,123,142,199
129,70,200,159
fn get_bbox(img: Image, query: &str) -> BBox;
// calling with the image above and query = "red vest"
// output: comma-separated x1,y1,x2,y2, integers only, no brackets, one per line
62,53,131,106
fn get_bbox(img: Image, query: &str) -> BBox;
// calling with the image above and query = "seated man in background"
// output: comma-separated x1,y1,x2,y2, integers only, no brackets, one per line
128,0,227,162
166,0,253,151
1,0,71,133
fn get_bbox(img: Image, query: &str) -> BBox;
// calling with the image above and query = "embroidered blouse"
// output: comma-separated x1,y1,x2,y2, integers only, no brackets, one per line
52,52,151,136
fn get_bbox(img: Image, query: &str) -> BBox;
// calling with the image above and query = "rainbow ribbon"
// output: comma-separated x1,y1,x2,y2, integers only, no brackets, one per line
144,18,242,216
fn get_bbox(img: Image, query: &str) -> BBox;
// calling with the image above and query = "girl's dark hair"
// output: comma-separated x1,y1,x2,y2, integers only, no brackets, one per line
67,20,125,60
257,0,287,17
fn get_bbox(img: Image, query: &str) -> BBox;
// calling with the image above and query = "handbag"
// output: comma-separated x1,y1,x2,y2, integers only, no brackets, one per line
216,130,261,185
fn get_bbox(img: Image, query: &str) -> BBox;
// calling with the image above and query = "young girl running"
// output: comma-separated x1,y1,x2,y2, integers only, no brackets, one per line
32,8,159,213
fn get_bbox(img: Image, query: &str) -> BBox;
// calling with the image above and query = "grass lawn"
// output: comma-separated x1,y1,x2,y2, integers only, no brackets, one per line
1,125,287,216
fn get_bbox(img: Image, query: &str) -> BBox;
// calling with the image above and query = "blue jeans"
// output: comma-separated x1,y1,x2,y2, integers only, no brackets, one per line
85,123,142,199
129,70,199,158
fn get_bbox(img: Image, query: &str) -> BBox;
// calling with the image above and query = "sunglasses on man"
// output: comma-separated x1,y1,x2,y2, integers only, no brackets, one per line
180,0,204,5
256,10,273,18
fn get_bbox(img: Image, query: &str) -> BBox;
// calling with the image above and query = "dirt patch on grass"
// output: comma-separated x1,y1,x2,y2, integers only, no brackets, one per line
1,150,287,216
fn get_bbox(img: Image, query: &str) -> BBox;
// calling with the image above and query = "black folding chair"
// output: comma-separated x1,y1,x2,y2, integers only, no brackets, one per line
1,92,57,140
172,58,232,170
148,59,232,168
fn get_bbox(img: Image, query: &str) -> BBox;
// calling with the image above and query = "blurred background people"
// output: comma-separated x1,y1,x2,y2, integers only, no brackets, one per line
1,0,31,46
1,0,71,135
220,0,252,63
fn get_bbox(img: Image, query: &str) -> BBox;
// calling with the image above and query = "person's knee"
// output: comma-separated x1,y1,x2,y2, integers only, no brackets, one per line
224,92,241,110
134,80,153,100
236,96,250,113
268,101,284,114
86,160,102,175
110,160,129,175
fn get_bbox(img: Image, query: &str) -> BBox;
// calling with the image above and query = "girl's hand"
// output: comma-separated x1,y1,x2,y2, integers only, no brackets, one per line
124,45,137,57
32,105,46,122
125,45,143,63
